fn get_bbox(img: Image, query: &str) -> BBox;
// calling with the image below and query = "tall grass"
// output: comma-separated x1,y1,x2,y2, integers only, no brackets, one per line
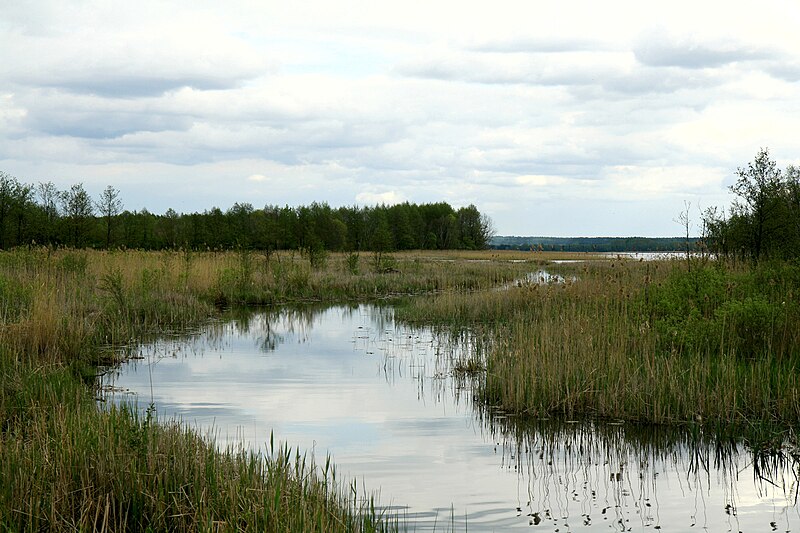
0,357,391,531
0,246,534,531
398,259,800,446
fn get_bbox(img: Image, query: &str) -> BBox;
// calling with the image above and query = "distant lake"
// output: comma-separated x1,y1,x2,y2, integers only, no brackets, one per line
102,304,799,532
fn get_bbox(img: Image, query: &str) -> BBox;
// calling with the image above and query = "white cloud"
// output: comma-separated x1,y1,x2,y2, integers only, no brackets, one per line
355,190,405,205
2,0,800,235
604,165,726,199
515,175,568,187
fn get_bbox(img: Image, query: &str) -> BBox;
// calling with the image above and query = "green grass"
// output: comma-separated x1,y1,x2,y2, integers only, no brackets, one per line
0,246,535,531
0,356,391,531
397,258,800,447
10,245,796,528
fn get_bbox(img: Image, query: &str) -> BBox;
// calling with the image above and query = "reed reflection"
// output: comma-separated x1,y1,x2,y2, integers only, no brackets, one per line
104,303,800,532
470,407,800,531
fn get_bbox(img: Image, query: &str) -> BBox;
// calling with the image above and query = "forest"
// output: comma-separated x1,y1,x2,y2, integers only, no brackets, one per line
0,174,494,252
489,235,697,252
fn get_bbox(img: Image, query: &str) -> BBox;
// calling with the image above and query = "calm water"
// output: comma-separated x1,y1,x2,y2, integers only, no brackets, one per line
102,304,799,532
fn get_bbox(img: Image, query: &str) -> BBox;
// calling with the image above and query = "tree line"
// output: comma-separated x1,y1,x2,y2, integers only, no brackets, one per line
490,236,699,253
0,172,495,252
702,148,800,262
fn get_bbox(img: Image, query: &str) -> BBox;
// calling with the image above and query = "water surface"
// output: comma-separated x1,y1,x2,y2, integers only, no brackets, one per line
102,304,799,531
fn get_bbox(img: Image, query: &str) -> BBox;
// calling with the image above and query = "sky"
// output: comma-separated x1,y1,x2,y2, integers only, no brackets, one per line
2,0,800,236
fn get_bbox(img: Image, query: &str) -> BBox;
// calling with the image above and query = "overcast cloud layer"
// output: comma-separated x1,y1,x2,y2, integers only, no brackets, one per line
2,0,800,236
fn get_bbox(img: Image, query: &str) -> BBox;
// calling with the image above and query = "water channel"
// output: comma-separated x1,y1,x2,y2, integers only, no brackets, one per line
102,303,800,532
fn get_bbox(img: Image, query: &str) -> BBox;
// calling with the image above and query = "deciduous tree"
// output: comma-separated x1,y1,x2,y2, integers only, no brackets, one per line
96,185,123,248
61,183,94,247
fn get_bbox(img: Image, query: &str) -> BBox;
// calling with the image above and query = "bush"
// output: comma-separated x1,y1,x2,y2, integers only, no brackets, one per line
650,263,798,360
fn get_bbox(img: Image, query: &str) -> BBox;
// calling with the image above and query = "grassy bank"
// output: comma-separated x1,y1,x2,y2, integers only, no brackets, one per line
398,257,800,446
1,362,387,531
0,247,533,531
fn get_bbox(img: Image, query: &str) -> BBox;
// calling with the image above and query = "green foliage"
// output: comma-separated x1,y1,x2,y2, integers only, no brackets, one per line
397,258,800,442
372,252,397,274
0,170,496,254
99,268,127,312
97,185,123,247
705,149,800,261
1,248,436,531
649,262,800,360
0,361,394,532
715,296,784,358
304,239,328,270
345,251,360,275
57,250,88,275
0,247,540,531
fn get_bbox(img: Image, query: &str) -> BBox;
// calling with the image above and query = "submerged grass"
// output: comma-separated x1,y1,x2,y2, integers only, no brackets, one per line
0,246,534,531
398,258,800,447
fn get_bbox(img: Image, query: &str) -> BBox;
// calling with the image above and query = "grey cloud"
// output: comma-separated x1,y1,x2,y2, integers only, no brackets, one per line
396,56,617,87
96,116,408,167
396,46,730,98
11,62,265,98
398,54,727,103
599,66,723,96
762,61,800,82
26,108,192,139
1,27,271,98
633,34,773,69
488,156,611,179
37,75,244,98
15,89,193,139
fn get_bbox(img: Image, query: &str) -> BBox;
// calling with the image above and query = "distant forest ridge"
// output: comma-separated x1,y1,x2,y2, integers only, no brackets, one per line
490,236,700,252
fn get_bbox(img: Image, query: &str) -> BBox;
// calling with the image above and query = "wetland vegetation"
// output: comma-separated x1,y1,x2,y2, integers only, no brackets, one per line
397,149,800,447
398,257,800,444
102,302,800,531
1,149,799,530
3,244,798,530
0,247,532,531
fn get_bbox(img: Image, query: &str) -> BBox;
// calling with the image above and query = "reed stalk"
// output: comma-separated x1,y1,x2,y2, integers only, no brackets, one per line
0,246,534,531
398,258,800,446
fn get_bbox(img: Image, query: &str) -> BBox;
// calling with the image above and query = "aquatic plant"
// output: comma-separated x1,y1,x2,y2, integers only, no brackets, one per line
0,246,533,530
397,258,800,446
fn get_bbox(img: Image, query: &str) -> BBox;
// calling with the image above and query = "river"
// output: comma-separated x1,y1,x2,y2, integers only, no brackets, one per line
101,303,799,532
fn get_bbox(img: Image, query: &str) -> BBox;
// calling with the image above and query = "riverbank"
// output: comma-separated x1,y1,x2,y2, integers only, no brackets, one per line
397,256,800,448
0,247,533,531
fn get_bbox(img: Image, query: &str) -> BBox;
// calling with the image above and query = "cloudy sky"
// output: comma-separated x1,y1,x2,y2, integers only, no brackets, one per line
2,0,800,236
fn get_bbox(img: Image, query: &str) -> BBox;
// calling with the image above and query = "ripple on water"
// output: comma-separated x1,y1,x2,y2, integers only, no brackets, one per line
101,304,800,532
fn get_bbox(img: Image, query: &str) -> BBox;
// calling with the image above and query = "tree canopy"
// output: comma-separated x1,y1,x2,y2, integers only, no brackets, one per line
704,148,800,261
0,172,495,252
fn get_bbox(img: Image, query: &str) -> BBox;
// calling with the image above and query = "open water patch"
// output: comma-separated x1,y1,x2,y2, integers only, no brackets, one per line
101,304,800,531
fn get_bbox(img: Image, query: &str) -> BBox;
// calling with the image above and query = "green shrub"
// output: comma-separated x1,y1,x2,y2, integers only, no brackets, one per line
57,251,88,275
650,263,798,360
345,252,360,275
712,296,784,359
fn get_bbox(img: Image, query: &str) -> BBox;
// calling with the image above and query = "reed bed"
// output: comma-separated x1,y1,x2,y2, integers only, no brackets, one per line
398,259,800,446
0,246,535,531
0,360,390,532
